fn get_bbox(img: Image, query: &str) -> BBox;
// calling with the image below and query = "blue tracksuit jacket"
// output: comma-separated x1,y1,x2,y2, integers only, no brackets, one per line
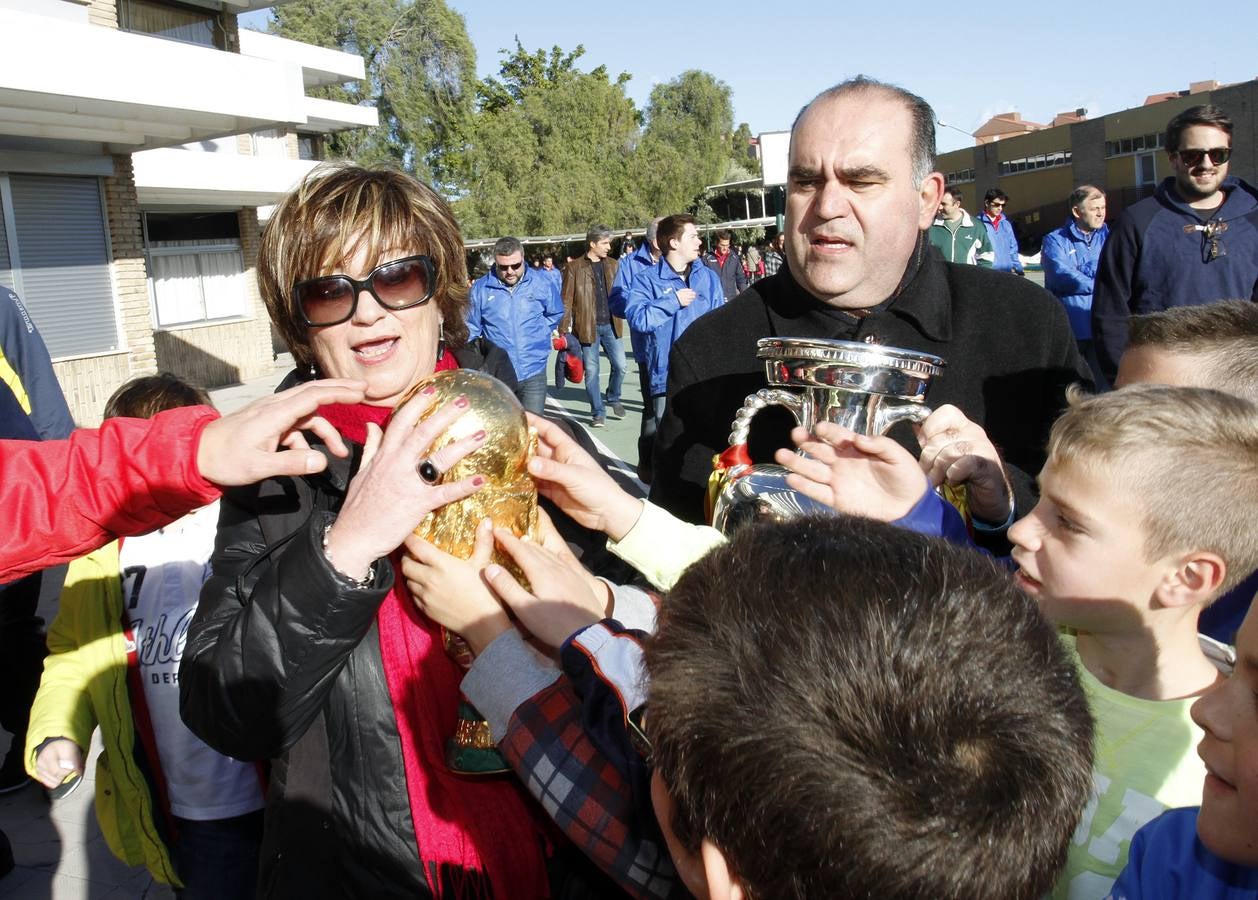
467,267,564,382
608,242,658,364
624,259,722,397
1041,219,1110,340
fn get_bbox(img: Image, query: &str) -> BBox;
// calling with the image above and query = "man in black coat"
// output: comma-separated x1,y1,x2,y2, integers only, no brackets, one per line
651,77,1089,525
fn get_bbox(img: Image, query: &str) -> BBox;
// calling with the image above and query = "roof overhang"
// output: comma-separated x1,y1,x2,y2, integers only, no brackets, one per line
133,147,319,207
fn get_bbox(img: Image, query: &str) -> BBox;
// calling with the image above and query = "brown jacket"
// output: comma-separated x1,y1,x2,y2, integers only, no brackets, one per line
561,255,622,344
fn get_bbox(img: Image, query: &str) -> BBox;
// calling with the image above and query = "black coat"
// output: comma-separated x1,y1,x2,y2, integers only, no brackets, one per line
650,241,1091,527
181,351,632,898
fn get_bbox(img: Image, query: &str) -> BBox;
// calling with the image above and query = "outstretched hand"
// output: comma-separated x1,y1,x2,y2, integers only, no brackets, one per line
915,404,1013,524
525,413,642,541
775,422,928,522
196,378,368,485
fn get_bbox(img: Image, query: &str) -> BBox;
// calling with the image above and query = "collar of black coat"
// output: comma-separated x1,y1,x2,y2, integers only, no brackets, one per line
765,232,948,342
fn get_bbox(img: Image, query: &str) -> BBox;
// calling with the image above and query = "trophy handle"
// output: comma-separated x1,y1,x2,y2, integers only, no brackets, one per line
727,389,806,447
873,402,932,435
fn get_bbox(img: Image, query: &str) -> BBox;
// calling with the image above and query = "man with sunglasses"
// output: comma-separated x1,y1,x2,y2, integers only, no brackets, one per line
468,236,565,414
978,188,1023,275
1092,104,1258,382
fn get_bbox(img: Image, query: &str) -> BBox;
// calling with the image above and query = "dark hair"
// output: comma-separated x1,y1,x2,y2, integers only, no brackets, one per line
984,187,1008,204
1166,104,1233,152
943,185,962,202
104,373,211,420
258,163,470,368
647,516,1094,900
493,236,524,258
1068,185,1103,210
586,224,612,246
656,214,697,256
795,76,936,186
714,229,733,243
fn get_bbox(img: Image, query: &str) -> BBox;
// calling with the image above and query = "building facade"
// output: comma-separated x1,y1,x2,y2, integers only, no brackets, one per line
936,80,1258,254
0,0,376,423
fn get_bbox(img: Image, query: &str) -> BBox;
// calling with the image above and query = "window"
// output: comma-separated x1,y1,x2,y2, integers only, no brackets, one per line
119,0,224,48
297,133,325,162
145,213,249,327
1137,153,1157,187
251,129,289,159
1,174,119,358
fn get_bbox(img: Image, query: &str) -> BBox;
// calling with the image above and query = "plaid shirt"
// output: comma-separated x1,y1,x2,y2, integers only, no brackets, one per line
501,623,683,899
763,249,785,277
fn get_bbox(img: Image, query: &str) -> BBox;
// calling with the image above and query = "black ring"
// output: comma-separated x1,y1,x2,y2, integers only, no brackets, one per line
417,458,441,485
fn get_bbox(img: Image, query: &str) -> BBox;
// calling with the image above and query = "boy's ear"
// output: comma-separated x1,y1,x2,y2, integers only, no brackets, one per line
1157,551,1227,609
700,839,747,900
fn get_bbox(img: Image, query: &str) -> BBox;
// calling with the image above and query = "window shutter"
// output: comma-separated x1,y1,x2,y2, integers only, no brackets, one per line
9,175,118,358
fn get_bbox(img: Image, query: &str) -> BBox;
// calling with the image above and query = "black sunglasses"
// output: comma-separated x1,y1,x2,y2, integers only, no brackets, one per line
498,260,525,272
293,255,435,327
1175,147,1231,167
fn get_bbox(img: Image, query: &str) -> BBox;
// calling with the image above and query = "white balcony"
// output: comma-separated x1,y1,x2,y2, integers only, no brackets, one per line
238,29,366,89
0,7,375,153
132,147,320,207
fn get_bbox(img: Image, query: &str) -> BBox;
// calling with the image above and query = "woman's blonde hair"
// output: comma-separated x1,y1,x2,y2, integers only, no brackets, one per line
258,163,470,369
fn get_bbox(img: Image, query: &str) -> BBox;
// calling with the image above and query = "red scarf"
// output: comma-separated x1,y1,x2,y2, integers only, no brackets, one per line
316,353,551,899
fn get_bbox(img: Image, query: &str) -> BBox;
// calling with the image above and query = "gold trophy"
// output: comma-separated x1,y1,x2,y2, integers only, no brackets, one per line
394,368,538,774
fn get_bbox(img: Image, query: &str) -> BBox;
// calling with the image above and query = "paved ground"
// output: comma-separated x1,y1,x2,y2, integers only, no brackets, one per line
0,342,646,899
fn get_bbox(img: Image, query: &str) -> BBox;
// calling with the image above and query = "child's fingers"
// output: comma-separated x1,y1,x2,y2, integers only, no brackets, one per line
784,472,841,508
774,448,835,484
483,562,538,611
469,518,495,567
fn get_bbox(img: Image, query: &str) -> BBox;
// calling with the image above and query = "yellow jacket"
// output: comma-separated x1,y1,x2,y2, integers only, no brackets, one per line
25,542,180,886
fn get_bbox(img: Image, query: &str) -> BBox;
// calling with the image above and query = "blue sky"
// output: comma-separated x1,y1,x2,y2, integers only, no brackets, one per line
247,1,1257,154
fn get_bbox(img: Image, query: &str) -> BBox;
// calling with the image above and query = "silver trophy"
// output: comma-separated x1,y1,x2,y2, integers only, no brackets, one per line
709,337,946,533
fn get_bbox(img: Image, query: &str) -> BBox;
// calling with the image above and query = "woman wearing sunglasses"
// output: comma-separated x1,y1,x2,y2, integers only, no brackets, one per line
178,165,564,899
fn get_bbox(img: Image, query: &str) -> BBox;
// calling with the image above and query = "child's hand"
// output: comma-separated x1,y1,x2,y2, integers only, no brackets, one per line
525,413,643,541
483,526,606,652
776,422,928,522
915,405,1013,524
33,738,84,790
401,518,511,656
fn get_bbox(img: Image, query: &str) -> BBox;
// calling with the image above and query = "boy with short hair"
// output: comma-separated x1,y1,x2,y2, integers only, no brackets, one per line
775,384,1258,897
1115,299,1258,643
413,416,1097,899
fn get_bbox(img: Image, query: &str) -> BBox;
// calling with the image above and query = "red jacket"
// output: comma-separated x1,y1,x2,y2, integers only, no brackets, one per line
1,405,221,580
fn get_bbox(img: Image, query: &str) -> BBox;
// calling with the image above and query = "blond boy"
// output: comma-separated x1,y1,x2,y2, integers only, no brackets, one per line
776,384,1258,897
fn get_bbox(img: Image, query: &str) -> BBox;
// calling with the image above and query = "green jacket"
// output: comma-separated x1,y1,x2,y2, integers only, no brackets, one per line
25,543,181,887
928,210,995,267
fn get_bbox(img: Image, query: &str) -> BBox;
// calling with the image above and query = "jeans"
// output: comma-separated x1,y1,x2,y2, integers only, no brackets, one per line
173,809,264,899
582,323,625,417
515,370,548,415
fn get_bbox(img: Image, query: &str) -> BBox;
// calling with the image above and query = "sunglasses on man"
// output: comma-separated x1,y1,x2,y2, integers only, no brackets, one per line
293,255,436,327
1175,147,1231,167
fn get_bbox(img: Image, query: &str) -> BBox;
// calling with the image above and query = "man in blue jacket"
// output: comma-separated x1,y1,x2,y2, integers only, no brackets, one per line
978,188,1023,275
1092,104,1258,381
625,214,722,434
1041,185,1109,385
467,237,564,414
609,217,662,479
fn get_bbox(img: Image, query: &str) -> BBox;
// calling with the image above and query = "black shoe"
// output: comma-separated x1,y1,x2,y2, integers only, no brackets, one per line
0,750,28,795
590,416,605,428
610,403,626,419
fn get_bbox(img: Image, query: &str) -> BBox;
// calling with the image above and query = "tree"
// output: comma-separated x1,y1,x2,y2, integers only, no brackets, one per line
270,0,476,189
633,70,735,218
455,42,642,236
